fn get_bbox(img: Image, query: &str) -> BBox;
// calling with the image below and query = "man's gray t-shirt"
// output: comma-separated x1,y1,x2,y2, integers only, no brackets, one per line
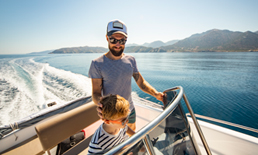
88,54,139,110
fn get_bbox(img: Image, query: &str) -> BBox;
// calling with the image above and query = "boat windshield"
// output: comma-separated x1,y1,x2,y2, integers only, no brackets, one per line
102,86,203,155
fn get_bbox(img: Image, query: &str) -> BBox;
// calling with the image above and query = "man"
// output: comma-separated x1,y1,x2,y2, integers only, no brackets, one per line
88,19,164,131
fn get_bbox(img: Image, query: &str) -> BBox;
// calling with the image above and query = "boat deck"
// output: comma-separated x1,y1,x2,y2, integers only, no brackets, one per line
188,118,258,155
62,100,258,155
1,96,258,155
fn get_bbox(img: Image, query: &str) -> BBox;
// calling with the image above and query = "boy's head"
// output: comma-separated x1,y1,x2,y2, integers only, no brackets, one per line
100,94,130,122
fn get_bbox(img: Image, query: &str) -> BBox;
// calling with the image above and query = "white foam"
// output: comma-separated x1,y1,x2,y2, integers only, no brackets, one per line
0,57,92,125
42,63,92,101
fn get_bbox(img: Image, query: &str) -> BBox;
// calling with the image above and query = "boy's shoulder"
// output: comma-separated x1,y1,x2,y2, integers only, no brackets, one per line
88,124,129,154
92,124,128,140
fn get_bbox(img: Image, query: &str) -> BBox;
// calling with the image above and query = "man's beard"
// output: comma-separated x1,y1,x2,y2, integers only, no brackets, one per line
109,45,124,57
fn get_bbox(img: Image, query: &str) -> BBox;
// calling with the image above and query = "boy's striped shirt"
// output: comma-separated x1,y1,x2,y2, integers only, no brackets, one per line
88,123,129,154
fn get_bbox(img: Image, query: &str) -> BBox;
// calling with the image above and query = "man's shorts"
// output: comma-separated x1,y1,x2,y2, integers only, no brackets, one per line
128,108,136,124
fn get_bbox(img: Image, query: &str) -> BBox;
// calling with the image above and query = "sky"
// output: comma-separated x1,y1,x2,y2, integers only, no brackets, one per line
0,0,257,54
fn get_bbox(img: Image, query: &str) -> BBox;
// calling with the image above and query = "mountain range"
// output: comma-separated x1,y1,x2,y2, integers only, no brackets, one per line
49,29,258,54
28,50,54,55
50,46,107,54
162,29,258,52
127,40,179,48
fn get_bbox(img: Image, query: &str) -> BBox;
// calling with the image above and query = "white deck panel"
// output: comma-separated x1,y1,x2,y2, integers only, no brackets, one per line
134,102,163,131
188,117,258,155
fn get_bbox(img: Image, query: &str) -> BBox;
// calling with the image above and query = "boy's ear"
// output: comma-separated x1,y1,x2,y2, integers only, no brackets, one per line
104,119,110,124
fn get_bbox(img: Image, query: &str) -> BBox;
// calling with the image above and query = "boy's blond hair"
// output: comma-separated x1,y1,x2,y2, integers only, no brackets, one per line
100,94,130,120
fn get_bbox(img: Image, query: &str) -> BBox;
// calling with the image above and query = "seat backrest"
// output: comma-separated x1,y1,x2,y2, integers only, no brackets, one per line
2,137,44,155
35,101,99,151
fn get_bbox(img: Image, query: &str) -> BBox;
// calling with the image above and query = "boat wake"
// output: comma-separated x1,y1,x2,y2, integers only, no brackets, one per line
0,57,92,125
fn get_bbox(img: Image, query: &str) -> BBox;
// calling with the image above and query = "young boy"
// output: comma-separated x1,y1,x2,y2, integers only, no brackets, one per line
88,94,135,154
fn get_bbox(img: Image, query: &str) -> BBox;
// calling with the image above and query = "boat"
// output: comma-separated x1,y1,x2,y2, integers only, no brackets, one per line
0,86,258,155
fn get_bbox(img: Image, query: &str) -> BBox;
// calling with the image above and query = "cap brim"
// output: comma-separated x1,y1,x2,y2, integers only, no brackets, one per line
107,31,127,37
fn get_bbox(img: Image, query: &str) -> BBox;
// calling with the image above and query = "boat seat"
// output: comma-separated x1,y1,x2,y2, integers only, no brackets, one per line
1,136,44,155
35,101,99,154
63,119,103,155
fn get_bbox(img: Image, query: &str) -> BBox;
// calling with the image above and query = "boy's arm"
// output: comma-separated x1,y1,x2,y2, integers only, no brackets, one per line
126,126,135,137
133,72,164,101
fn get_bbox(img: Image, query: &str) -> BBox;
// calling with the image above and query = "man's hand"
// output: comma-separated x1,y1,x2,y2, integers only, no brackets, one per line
96,102,104,120
155,92,164,101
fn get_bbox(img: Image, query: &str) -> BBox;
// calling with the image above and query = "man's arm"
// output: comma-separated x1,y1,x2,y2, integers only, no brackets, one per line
126,126,135,137
133,72,164,101
91,78,104,119
91,78,102,105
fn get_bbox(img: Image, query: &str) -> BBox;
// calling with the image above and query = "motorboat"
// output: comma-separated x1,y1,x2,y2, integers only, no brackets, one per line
0,86,257,155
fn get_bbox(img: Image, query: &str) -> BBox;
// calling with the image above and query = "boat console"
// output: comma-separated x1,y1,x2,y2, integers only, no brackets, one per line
104,86,211,155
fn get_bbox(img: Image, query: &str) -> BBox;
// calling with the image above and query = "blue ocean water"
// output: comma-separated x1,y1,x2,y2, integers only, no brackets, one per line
0,52,258,137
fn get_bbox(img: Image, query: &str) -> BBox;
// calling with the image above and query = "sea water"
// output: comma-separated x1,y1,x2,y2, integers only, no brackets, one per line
0,52,257,137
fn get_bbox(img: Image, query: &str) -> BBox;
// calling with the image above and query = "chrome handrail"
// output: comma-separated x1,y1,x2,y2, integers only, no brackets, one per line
105,86,212,155
186,113,258,134
182,91,212,155
143,134,155,155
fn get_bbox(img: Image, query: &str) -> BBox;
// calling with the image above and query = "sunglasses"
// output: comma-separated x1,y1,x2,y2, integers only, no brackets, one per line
109,37,127,45
108,115,130,125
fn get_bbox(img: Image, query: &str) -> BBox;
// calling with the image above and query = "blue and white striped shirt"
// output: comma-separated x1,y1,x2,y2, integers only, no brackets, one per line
88,123,129,154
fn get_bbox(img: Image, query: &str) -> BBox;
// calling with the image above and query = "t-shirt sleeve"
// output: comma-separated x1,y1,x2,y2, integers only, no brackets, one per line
132,57,139,73
88,60,102,79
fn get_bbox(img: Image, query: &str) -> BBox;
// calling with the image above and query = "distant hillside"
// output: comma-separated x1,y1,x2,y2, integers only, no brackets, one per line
49,29,258,54
50,46,107,54
125,46,166,53
165,40,179,46
28,50,54,55
162,29,258,52
147,41,165,48
127,40,179,48
126,43,139,47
